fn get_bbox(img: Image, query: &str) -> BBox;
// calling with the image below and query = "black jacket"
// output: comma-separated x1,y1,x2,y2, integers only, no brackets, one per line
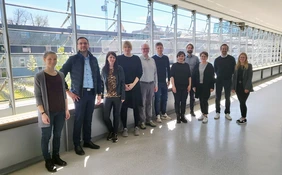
232,64,254,92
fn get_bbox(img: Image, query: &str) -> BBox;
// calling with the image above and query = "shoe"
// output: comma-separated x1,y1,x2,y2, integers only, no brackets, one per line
180,115,188,123
190,111,196,117
112,133,118,143
83,141,100,149
214,113,220,119
176,114,181,124
74,145,85,155
237,118,247,124
45,159,57,172
225,113,232,120
134,126,140,136
122,128,128,137
107,132,113,141
161,113,172,120
52,154,67,166
198,114,204,121
202,116,208,124
156,115,162,123
140,122,147,129
146,120,157,127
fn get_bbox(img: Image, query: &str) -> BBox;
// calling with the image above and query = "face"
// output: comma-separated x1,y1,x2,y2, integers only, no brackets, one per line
186,45,193,54
156,45,163,55
107,54,116,65
177,54,185,62
141,44,150,55
239,54,247,64
44,54,57,68
220,45,228,56
77,38,89,52
123,45,132,55
200,54,208,62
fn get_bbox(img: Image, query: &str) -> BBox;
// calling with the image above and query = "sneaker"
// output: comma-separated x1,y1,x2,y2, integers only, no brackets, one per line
122,128,128,137
156,115,162,123
106,132,113,141
134,126,140,136
190,111,196,117
161,113,172,120
237,118,247,124
202,116,208,124
140,122,146,130
146,120,157,127
198,114,204,121
112,133,118,143
214,113,220,119
180,116,188,123
45,159,57,172
225,113,232,120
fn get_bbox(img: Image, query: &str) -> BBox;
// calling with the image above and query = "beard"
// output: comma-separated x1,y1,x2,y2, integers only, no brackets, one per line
187,50,193,54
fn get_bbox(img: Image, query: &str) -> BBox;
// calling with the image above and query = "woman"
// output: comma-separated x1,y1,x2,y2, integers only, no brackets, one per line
101,51,125,143
34,51,70,172
117,41,143,136
232,52,253,124
170,51,191,123
192,51,215,124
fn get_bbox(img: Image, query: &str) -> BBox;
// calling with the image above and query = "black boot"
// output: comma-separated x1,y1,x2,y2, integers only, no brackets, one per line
177,114,181,124
112,133,118,143
107,132,113,141
45,159,57,172
52,154,67,166
181,114,188,123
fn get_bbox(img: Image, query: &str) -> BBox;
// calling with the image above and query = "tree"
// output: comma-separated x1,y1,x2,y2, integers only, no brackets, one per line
30,14,49,27
27,55,37,72
12,9,29,25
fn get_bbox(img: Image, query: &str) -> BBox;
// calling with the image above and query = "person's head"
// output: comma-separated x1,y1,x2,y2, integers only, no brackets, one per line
220,44,229,56
103,51,118,74
77,37,89,52
186,43,194,54
200,51,208,63
155,42,164,55
123,41,132,55
177,51,186,63
141,43,150,56
235,52,249,70
43,51,57,69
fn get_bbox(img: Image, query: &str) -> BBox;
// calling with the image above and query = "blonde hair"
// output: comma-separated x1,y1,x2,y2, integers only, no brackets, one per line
123,41,132,49
235,52,249,70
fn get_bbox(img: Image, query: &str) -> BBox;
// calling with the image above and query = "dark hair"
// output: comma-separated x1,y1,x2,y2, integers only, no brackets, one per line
77,37,89,43
220,43,229,50
200,51,209,57
102,51,118,76
186,43,194,49
177,51,186,58
155,42,163,47
43,51,57,59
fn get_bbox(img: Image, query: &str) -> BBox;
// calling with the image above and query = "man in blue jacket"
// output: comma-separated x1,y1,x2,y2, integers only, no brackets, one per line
60,37,102,155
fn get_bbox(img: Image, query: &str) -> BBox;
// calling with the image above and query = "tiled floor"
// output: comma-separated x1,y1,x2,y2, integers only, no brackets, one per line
11,76,282,175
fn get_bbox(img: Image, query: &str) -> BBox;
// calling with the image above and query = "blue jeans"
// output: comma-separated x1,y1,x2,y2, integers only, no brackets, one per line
154,82,168,115
41,111,65,160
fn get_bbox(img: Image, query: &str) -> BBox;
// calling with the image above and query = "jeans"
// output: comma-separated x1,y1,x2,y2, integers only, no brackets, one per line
154,82,168,115
41,111,65,160
215,79,232,114
103,97,122,134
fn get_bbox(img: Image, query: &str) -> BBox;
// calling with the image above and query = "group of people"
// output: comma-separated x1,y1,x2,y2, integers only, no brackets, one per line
34,37,253,172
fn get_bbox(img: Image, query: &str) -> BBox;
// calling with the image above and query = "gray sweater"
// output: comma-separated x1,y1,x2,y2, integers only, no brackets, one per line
34,70,66,128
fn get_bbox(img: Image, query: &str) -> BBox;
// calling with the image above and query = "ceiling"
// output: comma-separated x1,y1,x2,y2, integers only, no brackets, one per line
157,0,282,34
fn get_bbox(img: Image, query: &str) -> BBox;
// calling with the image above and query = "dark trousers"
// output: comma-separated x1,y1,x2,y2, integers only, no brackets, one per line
173,86,188,116
73,89,95,146
236,84,250,118
41,111,65,160
189,88,195,112
215,79,232,114
121,103,140,128
103,97,122,134
198,84,209,115
154,82,168,115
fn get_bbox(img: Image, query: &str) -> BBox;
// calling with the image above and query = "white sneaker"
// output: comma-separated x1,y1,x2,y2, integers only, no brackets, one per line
161,113,172,120
198,114,204,121
122,128,128,137
156,115,162,123
225,114,232,120
202,116,208,123
134,127,140,136
214,113,220,119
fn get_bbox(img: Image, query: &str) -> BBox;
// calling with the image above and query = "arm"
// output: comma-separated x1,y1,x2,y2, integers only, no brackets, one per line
170,64,176,93
129,57,142,89
96,60,102,105
210,64,215,90
245,64,253,91
166,56,171,86
60,56,72,90
154,60,158,91
120,67,126,101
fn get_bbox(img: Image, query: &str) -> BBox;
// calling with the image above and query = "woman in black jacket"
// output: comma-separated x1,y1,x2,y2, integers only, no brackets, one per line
101,51,125,142
231,52,253,124
192,51,215,123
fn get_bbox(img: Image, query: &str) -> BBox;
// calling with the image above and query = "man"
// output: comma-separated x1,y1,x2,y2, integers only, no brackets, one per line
60,37,102,155
139,43,158,129
185,43,199,117
214,44,236,120
152,42,171,123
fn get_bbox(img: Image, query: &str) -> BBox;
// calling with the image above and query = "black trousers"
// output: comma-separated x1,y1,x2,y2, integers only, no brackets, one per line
121,103,140,128
103,97,122,134
215,79,232,114
236,84,250,118
198,84,209,115
189,88,195,112
173,86,188,116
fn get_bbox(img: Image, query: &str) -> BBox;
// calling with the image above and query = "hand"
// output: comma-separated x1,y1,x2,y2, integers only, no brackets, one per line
154,87,158,92
128,83,135,90
121,100,125,103
193,87,196,92
125,84,130,91
96,95,102,105
65,110,70,120
167,81,170,87
244,89,249,93
172,86,176,93
231,89,235,93
187,85,191,92
67,91,80,102
210,89,214,92
42,113,50,124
